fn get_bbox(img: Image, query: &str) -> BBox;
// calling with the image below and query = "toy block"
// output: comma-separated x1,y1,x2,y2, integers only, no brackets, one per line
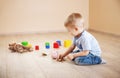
35,45,39,50
64,40,72,48
56,40,61,46
45,45,50,49
53,42,59,49
21,41,28,46
45,42,50,49
45,42,50,46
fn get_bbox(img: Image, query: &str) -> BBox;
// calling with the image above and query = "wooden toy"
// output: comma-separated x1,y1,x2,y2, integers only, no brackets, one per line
8,43,33,53
42,52,47,56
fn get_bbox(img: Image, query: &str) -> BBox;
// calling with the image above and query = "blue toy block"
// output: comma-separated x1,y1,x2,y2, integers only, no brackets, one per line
45,42,50,49
45,45,50,49
56,40,61,46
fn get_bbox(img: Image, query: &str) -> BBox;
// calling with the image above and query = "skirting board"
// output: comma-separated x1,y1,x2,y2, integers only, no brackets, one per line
0,30,67,36
88,29,120,37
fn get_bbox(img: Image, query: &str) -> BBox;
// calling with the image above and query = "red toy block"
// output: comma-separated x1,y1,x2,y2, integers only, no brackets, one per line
35,45,39,50
53,42,59,49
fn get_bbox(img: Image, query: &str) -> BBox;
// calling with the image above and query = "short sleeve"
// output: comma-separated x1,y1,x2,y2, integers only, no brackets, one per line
81,37,91,51
73,37,76,45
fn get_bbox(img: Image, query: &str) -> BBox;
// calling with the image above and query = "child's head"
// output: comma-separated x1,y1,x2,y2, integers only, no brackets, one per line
64,13,84,36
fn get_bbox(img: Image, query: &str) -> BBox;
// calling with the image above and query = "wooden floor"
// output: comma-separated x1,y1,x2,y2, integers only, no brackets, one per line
0,31,120,78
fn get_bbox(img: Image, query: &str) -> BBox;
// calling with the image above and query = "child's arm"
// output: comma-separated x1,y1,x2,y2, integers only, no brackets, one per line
63,44,76,57
73,50,89,57
67,50,89,60
57,44,76,61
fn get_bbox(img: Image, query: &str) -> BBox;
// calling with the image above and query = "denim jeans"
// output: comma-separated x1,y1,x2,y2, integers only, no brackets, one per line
72,50,102,65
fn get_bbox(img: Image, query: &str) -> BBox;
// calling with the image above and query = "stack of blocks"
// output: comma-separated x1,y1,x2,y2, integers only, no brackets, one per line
51,42,59,59
45,42,50,49
64,40,72,48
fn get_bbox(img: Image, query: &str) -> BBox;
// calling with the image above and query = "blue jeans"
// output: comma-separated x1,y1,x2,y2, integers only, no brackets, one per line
72,50,102,65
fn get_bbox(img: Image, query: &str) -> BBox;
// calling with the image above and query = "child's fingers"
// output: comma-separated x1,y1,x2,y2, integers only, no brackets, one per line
57,55,63,62
57,59,62,62
57,54,61,61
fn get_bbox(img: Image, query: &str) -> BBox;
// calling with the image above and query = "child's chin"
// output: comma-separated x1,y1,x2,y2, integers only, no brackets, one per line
71,34,76,36
73,34,77,37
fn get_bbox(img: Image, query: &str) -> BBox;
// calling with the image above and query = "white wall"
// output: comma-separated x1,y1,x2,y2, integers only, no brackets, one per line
0,0,89,34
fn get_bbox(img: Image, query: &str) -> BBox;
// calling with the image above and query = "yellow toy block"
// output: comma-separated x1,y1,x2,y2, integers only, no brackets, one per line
64,40,72,48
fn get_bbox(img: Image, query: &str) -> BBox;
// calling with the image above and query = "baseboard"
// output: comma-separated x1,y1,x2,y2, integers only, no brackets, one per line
88,29,120,37
0,30,67,36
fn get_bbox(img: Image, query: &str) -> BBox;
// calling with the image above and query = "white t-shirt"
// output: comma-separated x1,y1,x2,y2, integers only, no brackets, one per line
73,30,101,56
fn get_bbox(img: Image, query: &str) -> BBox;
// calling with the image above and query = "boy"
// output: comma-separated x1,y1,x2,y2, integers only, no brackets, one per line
57,13,104,65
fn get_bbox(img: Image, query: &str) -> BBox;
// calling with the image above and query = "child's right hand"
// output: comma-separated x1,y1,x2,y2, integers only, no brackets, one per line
57,54,64,62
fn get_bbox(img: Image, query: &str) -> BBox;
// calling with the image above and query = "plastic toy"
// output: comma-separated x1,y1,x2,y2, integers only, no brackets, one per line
64,40,72,48
53,42,59,48
35,45,39,50
21,41,28,46
45,42,50,46
56,40,61,46
45,42,50,49
51,51,58,59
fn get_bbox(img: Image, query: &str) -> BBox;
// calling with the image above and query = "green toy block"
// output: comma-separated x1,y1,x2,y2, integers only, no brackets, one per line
21,41,28,46
45,42,50,46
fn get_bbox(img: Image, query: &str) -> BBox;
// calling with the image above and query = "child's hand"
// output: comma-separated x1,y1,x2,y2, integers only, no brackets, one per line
57,54,64,62
67,54,74,60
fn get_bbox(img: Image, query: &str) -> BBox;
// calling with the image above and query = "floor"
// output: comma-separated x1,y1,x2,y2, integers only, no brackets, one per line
0,31,120,78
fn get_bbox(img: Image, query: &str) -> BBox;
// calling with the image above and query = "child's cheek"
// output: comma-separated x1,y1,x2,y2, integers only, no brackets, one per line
70,32,75,36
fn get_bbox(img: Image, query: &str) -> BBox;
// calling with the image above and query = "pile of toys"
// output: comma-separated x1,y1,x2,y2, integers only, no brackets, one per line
8,42,33,53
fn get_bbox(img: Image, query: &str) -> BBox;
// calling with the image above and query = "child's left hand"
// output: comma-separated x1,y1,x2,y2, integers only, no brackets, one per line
67,54,74,60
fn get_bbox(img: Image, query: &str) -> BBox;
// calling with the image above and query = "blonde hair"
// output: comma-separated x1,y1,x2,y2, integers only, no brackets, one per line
64,13,84,27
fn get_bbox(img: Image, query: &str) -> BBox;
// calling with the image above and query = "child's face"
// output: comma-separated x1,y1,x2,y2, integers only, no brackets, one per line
66,26,79,37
